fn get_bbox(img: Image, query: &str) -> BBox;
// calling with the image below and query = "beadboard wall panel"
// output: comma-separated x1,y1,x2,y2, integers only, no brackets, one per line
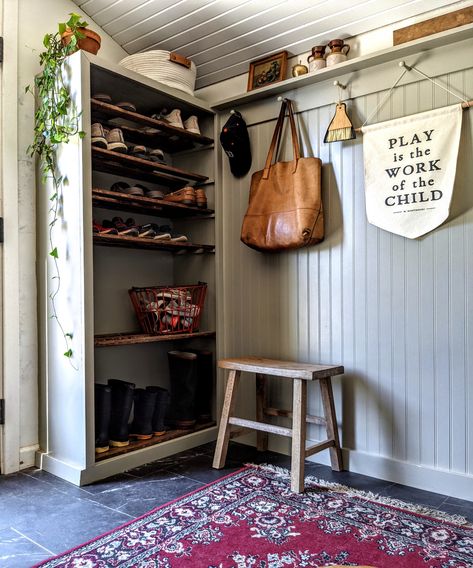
218,63,473,495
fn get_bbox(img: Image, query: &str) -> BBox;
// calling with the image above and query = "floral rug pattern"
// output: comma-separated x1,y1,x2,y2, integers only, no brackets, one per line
36,464,473,568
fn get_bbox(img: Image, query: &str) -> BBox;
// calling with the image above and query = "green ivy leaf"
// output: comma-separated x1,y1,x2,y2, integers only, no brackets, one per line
49,247,58,259
65,333,73,339
58,23,67,35
64,349,73,358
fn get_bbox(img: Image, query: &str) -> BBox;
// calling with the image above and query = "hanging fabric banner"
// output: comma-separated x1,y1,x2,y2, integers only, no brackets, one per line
361,104,462,239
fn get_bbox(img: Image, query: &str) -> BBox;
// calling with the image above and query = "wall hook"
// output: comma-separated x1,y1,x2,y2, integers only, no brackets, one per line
333,80,346,89
399,60,412,70
229,109,236,115
277,96,289,102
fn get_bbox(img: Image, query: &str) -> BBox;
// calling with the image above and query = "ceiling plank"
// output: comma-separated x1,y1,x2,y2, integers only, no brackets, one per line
126,0,282,53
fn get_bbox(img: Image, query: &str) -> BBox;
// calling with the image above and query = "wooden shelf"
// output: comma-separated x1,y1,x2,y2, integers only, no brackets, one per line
95,421,216,462
94,330,216,347
211,23,473,110
91,98,214,152
93,232,214,253
92,147,208,187
92,188,214,218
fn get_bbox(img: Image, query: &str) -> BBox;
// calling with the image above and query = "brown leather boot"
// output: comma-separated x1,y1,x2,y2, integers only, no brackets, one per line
163,186,196,206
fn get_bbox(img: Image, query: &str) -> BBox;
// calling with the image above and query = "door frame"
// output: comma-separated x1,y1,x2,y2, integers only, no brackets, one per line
1,0,20,475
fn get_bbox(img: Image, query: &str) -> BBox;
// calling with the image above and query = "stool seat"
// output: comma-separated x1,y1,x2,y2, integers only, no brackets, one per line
213,357,344,493
219,357,344,380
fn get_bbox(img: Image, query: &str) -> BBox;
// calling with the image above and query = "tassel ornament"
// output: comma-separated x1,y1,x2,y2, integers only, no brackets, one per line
324,102,356,143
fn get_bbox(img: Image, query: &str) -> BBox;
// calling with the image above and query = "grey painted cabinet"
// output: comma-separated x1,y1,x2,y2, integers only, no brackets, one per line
36,51,218,485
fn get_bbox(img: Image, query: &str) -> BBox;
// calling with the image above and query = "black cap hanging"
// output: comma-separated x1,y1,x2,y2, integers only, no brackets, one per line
220,111,252,178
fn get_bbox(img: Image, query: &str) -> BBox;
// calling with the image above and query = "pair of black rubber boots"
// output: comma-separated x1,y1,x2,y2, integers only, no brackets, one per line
166,349,213,429
95,382,170,453
94,349,213,453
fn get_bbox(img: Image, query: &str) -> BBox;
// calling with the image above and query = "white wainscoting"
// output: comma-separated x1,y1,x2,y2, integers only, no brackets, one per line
216,39,473,500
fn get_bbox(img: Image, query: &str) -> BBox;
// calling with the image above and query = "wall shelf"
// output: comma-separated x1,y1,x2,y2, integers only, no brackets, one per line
94,330,216,347
93,233,214,253
91,98,214,151
211,23,473,110
92,147,208,186
92,188,214,217
95,421,216,462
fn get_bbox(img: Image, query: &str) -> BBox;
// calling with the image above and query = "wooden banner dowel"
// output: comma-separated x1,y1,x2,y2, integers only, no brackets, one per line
354,99,472,135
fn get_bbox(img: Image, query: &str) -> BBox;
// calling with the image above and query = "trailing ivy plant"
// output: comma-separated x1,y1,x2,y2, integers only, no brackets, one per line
26,13,88,362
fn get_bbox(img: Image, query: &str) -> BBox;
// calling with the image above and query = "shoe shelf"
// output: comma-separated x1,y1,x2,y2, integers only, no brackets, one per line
37,52,219,486
95,420,216,462
92,188,214,218
92,147,208,187
94,330,216,348
91,99,214,152
93,233,215,253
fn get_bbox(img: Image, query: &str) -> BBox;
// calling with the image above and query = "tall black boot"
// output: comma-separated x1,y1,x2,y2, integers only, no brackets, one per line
146,386,170,436
129,388,157,440
167,351,198,429
95,383,111,454
186,349,213,423
108,379,135,447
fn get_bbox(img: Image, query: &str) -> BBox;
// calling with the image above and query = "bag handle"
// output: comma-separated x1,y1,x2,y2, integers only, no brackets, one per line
262,99,300,179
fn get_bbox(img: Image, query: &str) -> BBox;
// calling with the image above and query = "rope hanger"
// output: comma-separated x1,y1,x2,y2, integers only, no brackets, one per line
355,61,473,133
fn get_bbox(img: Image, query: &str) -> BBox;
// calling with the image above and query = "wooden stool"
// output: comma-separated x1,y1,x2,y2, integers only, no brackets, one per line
212,357,345,493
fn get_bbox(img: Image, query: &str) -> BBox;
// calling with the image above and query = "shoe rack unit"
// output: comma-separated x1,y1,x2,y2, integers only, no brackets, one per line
37,50,219,485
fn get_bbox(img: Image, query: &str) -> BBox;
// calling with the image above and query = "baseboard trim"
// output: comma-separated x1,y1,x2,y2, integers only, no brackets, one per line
256,437,473,502
19,444,39,469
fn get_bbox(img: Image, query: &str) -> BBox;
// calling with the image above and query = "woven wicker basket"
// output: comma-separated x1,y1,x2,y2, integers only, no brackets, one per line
119,50,196,95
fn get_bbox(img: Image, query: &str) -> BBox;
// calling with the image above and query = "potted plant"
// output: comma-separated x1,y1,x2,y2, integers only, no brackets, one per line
27,13,98,361
60,16,101,55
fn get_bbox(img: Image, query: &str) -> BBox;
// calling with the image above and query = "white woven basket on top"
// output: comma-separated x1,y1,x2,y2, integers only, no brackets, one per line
119,50,197,96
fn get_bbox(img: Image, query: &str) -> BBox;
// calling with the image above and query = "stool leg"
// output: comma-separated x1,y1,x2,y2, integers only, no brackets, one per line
256,373,268,451
320,377,343,471
213,370,240,469
291,378,307,493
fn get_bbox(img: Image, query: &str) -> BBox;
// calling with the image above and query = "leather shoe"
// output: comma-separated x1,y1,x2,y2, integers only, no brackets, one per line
162,186,196,206
195,188,207,209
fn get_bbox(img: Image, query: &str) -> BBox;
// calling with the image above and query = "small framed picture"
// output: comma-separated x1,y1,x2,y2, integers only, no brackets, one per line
247,51,288,91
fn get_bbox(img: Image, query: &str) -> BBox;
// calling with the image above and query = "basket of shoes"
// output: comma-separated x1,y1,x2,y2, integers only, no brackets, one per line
119,50,197,95
129,283,207,335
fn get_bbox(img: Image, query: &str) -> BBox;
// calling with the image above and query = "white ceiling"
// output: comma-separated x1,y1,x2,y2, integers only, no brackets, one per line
73,0,463,89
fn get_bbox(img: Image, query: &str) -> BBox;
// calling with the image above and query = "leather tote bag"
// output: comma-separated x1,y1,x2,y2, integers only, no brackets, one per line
241,99,324,252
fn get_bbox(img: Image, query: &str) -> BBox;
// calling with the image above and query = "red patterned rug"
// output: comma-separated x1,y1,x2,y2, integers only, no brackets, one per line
36,464,473,567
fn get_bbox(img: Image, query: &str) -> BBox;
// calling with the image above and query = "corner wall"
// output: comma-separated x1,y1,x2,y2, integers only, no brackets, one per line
209,37,473,500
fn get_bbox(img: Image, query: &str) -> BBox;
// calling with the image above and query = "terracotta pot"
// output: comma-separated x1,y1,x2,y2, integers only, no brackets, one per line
61,27,101,55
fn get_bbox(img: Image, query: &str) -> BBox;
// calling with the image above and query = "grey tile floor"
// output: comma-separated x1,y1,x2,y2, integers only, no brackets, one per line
1,442,472,567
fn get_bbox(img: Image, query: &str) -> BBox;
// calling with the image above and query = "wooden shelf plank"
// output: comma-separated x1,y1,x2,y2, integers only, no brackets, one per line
93,233,214,253
91,98,214,150
92,188,214,218
92,147,208,186
95,421,216,462
94,330,216,347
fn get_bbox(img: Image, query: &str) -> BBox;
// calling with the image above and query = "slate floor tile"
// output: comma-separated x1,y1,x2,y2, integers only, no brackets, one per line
163,453,244,483
2,492,131,554
304,463,396,493
0,528,52,568
376,482,448,508
83,472,204,517
438,501,473,522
